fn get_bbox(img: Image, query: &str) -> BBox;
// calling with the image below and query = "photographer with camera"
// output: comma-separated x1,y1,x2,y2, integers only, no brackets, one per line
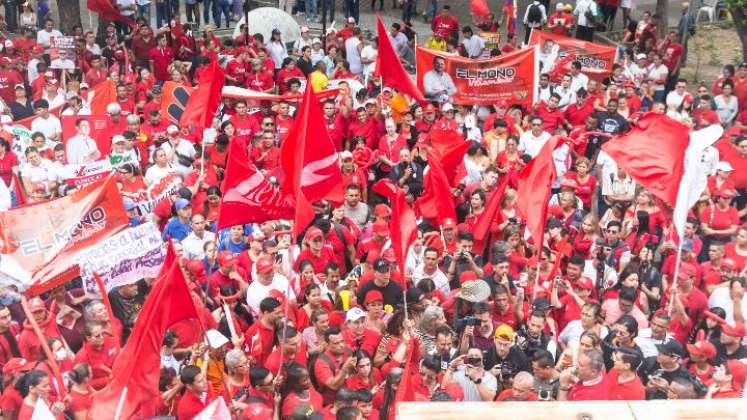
642,340,705,399
457,302,495,354
515,309,558,361
531,349,560,400
445,231,484,290
483,325,530,387
442,348,497,401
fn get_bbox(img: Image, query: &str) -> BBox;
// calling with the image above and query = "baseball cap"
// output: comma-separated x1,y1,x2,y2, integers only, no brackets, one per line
635,53,647,60
112,134,125,144
532,298,551,312
174,198,191,211
441,103,454,112
382,248,396,263
166,124,179,134
186,260,206,279
300,26,309,32
347,17,356,23
442,218,456,229
2,358,33,375
373,221,390,236
494,324,514,342
727,360,747,390
575,276,594,290
14,83,24,90
80,82,90,89
655,340,684,358
106,103,121,114
459,270,478,284
255,255,274,273
28,297,45,313
723,322,747,337
312,37,321,45
151,85,162,94
721,258,737,271
305,227,324,242
217,250,235,267
340,150,353,160
686,340,717,359
374,204,392,218
364,290,384,304
345,307,366,322
717,187,737,198
717,161,735,172
424,104,436,113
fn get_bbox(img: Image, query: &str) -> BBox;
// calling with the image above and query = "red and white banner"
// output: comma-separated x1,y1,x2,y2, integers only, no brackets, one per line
129,173,182,215
61,114,113,156
0,175,129,295
65,159,113,188
528,30,617,82
416,46,539,106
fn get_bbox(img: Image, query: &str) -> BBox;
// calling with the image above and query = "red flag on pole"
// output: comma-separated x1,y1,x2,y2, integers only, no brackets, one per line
601,113,690,208
89,79,118,116
180,60,225,131
416,150,458,227
89,257,206,419
516,136,566,246
470,0,491,17
375,14,427,103
87,0,136,27
473,175,510,242
426,130,470,186
217,140,294,231
393,339,417,412
373,179,417,289
280,83,344,236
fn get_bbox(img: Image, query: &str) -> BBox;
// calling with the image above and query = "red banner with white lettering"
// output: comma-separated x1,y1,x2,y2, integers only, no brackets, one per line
0,175,129,295
415,46,539,106
528,30,617,82
61,114,113,156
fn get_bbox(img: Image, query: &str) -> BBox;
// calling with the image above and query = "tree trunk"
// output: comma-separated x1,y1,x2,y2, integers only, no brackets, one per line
732,5,747,62
656,0,668,38
57,0,82,34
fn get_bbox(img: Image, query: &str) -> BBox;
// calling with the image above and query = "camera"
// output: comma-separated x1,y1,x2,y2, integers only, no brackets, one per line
538,389,552,401
508,217,518,224
465,357,483,368
455,316,479,330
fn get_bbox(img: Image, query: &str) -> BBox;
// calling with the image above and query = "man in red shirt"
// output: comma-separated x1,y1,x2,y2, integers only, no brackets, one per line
338,17,357,42
225,49,250,86
130,25,157,67
431,5,459,41
341,307,381,357
250,130,281,171
148,34,174,82
313,326,356,405
276,58,304,94
323,99,347,151
207,251,248,299
274,101,294,144
0,58,23,105
356,221,389,260
535,93,566,133
84,55,108,88
176,365,212,419
347,106,377,149
244,297,283,366
558,349,610,400
495,371,539,401
229,100,260,146
608,348,645,400
247,59,275,92
295,226,339,274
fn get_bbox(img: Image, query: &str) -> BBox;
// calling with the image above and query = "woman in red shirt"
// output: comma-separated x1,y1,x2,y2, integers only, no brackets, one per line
345,351,383,392
281,363,323,418
496,136,521,176
700,188,740,245
16,370,64,420
573,214,600,259
0,139,19,203
566,157,596,210
725,226,747,272
68,363,94,419
117,163,147,196
224,348,250,399
296,284,333,332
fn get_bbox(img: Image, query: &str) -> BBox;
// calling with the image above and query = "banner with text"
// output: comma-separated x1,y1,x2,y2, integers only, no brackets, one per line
528,30,616,82
61,115,113,157
77,222,165,295
128,173,182,215
0,175,129,294
415,46,539,106
65,159,113,188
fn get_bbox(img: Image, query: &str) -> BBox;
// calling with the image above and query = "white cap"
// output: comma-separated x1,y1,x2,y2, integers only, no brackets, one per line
340,150,353,159
442,103,454,112
300,26,309,32
635,53,647,60
382,86,392,93
166,124,179,134
556,3,564,10
106,103,121,114
80,82,90,89
206,329,229,349
111,134,125,144
347,17,356,23
0,115,12,124
717,161,735,172
312,37,321,45
345,307,366,322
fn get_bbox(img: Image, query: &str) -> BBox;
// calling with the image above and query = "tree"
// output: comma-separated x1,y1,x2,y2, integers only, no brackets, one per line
726,0,747,61
57,0,83,33
656,0,668,38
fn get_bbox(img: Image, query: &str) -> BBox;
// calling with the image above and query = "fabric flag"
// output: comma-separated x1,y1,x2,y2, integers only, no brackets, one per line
217,140,294,231
10,172,26,206
280,84,344,236
193,397,232,420
222,85,341,102
473,175,510,242
87,0,135,26
89,79,118,116
375,14,426,103
416,150,458,227
394,339,417,412
372,179,417,288
471,0,490,17
180,60,225,130
516,136,565,246
89,258,206,419
505,0,517,33
426,130,470,186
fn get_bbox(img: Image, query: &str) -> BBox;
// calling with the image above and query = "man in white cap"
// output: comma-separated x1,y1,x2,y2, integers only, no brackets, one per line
106,103,126,134
161,124,196,177
108,134,138,168
293,26,313,52
66,119,101,164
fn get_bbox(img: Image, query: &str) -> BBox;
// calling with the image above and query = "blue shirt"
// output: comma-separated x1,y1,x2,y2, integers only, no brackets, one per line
162,217,192,241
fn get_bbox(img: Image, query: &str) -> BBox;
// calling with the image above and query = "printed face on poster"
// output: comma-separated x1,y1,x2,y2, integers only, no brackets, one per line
50,36,77,70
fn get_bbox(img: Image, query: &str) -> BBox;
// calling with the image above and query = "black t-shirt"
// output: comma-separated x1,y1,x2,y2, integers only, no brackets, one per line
444,252,484,290
356,279,403,308
721,344,747,363
483,344,531,378
594,111,629,135
108,279,148,344
642,358,695,399
9,100,33,121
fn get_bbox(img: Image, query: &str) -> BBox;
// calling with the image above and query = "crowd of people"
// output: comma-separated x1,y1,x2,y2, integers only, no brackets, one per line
0,0,746,419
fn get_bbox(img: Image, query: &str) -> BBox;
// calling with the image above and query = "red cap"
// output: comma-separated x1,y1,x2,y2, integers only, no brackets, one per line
424,104,436,113
683,93,694,103
382,248,396,263
217,251,235,267
721,258,738,271
364,290,384,304
728,359,747,390
186,260,206,279
2,358,33,375
686,340,717,359
442,218,456,229
723,322,747,337
28,297,45,313
548,204,564,219
374,204,391,218
459,270,478,284
305,227,324,242
32,45,45,53
575,276,594,290
255,255,274,273
268,289,285,304
373,221,390,236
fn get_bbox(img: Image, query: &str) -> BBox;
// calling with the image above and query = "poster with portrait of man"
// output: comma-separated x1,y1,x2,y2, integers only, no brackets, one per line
50,36,77,70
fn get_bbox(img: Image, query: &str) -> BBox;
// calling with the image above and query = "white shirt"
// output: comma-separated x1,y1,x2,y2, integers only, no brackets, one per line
648,64,669,91
246,274,296,317
161,138,196,177
665,90,686,110
144,164,177,185
116,0,136,16
36,29,63,47
709,287,747,325
634,328,675,358
360,45,378,79
182,231,216,260
574,0,598,27
390,32,409,56
66,134,100,165
423,70,456,99
412,264,450,294
27,58,42,84
570,72,589,93
267,41,288,70
462,35,486,58
559,320,609,350
555,86,577,110
345,37,363,75
21,159,55,184
518,130,551,158
30,115,62,141
292,36,313,53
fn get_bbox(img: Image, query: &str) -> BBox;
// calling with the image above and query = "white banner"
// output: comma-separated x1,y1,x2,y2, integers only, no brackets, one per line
65,159,113,187
128,173,182,215
76,222,165,295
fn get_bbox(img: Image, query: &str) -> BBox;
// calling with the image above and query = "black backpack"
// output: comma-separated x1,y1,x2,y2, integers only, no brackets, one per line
527,3,543,24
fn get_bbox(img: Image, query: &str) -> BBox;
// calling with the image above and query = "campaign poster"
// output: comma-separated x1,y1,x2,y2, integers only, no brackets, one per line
61,114,113,157
50,36,77,70
529,30,617,82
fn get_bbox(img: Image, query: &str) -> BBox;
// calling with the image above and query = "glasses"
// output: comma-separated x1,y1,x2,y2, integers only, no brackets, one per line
263,122,275,126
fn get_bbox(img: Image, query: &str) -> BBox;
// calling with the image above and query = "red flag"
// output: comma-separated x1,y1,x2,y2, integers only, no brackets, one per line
601,113,690,207
416,150,457,227
10,172,25,207
473,175,510,242
89,259,206,419
217,140,294,231
89,79,118,116
516,136,565,246
373,179,417,288
426,130,470,186
280,84,344,236
394,339,417,410
471,0,490,17
87,0,135,26
180,60,225,131
375,14,427,103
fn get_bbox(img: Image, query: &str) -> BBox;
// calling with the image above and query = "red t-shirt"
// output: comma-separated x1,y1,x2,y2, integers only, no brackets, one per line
341,328,381,357
535,102,565,133
661,41,683,74
0,151,19,187
176,390,211,420
230,114,260,144
294,247,339,275
281,389,324,418
244,320,275,366
715,139,747,189
606,368,645,400
149,47,175,81
0,70,23,104
700,204,740,231
313,350,346,405
724,242,747,272
568,374,610,400
247,70,275,92
68,387,94,414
